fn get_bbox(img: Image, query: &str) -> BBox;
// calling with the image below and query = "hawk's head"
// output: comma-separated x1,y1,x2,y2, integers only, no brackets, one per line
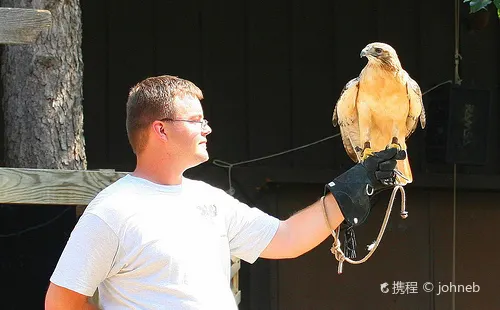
360,42,401,70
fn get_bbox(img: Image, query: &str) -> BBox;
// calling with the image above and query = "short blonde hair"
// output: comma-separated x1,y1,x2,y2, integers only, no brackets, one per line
126,75,203,154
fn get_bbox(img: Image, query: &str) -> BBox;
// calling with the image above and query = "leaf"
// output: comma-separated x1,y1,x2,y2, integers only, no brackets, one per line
464,0,492,13
491,0,500,18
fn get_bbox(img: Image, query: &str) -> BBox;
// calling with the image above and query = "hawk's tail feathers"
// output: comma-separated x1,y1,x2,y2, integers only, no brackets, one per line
396,156,413,185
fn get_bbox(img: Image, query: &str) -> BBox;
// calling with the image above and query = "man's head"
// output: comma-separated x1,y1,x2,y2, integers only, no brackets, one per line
126,75,204,154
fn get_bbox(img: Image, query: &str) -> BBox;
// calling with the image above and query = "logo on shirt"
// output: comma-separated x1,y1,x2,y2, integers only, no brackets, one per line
197,204,217,217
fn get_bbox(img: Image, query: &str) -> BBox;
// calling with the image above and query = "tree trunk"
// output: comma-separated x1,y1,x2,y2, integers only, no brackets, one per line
0,1,86,308
1,0,86,169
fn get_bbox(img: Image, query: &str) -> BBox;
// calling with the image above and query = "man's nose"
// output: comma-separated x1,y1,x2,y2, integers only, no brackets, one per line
202,124,212,135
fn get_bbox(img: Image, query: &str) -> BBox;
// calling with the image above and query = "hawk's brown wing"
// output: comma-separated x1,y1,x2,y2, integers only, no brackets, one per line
404,71,426,139
333,77,361,162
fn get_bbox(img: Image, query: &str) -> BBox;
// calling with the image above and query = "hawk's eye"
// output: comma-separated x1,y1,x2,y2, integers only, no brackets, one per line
374,48,383,54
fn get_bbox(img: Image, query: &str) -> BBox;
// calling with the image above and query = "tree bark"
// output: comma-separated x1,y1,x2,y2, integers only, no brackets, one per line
0,1,86,308
1,0,86,169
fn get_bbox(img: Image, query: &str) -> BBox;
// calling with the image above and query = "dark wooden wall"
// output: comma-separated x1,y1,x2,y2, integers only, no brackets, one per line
269,185,500,310
80,1,500,310
81,0,500,176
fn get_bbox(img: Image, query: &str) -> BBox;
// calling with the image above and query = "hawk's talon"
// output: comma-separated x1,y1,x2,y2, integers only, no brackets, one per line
361,147,374,161
394,169,410,182
387,143,402,151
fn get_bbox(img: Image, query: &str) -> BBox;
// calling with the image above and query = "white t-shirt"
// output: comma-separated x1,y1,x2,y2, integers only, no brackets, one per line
50,175,280,309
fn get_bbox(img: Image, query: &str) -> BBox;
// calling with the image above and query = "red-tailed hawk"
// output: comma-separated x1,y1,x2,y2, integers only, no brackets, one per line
332,42,426,185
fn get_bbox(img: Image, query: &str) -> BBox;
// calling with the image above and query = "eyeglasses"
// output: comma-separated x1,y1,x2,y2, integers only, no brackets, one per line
160,118,209,130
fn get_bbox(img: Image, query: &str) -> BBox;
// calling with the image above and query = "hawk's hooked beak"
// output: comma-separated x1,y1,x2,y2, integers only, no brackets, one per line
360,46,371,58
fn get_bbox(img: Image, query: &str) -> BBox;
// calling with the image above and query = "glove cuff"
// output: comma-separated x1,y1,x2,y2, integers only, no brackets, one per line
326,164,373,227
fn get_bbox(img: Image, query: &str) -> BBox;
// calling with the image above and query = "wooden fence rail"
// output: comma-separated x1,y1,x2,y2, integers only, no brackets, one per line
0,167,241,305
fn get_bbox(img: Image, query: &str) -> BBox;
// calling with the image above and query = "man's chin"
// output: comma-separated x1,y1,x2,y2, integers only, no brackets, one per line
196,152,210,164
185,154,209,171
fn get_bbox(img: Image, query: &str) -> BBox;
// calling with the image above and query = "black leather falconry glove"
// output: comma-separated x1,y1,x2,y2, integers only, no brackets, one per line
325,147,406,257
327,147,406,227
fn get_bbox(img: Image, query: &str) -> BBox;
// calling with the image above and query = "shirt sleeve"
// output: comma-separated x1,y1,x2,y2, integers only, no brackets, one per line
50,213,119,296
221,193,280,264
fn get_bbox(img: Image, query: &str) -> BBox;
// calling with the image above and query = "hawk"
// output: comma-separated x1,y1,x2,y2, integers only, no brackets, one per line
332,42,426,185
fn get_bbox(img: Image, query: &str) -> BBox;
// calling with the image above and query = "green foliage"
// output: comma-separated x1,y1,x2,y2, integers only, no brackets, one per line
463,0,490,13
464,0,500,18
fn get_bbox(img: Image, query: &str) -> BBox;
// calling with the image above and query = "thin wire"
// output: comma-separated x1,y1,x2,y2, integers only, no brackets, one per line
213,134,340,168
213,134,340,194
422,80,453,96
454,0,462,85
452,0,460,302
452,163,457,310
0,207,73,238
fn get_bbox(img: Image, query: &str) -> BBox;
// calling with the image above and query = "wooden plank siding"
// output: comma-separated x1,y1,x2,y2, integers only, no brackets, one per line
458,6,499,176
200,0,247,163
80,0,500,177
272,184,500,310
289,0,336,169
155,0,203,86
245,0,292,167
81,1,109,169
274,185,434,310
107,1,157,172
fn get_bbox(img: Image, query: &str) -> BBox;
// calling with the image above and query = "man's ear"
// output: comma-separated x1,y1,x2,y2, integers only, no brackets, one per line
152,121,168,141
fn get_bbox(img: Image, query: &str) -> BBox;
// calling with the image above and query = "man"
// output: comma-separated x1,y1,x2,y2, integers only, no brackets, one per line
45,75,403,309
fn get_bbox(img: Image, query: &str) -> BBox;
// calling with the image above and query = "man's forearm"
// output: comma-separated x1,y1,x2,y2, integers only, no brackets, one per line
284,193,344,256
260,193,344,259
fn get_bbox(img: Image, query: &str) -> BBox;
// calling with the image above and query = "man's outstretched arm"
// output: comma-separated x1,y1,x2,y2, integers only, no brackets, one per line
260,193,343,259
260,147,406,260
